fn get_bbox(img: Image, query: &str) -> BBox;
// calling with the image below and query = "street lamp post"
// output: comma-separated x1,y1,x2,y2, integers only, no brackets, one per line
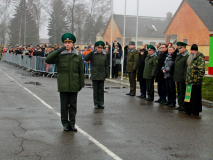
24,0,27,45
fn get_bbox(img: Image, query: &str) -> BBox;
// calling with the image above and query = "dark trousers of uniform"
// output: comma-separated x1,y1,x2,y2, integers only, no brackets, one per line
157,81,166,101
177,82,186,108
146,79,154,100
60,92,78,127
166,79,176,105
185,85,202,114
124,60,127,74
92,80,104,106
128,72,136,94
112,65,119,78
139,80,146,96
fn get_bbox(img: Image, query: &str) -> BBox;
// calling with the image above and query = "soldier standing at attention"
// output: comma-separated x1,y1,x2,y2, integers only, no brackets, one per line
143,45,158,101
84,41,108,109
173,42,189,111
45,33,84,132
126,41,139,96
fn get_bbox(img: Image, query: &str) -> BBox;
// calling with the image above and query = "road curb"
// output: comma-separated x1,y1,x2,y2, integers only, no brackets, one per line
106,78,213,108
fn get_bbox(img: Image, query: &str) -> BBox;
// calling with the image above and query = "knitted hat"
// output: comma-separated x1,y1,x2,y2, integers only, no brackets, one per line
191,44,198,51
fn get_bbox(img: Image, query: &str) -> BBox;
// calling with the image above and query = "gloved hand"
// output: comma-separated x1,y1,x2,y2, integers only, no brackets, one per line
91,49,97,53
57,46,66,53
79,87,82,92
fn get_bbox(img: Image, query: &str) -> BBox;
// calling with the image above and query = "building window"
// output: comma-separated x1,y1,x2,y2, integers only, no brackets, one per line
150,42,156,45
183,39,188,44
137,41,143,45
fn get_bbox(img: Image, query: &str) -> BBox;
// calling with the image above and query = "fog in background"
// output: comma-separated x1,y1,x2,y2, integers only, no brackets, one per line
0,0,182,45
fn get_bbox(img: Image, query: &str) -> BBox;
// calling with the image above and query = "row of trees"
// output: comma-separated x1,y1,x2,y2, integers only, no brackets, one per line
0,0,111,46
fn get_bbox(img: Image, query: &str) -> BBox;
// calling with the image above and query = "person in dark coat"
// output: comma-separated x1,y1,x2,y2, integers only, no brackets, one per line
173,42,189,111
162,46,176,107
155,44,168,104
137,48,148,99
123,45,128,75
112,47,120,78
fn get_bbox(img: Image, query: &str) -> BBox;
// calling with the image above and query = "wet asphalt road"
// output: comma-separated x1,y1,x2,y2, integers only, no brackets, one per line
0,61,213,160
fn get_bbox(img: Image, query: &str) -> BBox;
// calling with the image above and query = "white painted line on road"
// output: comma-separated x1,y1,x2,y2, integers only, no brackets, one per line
0,70,122,160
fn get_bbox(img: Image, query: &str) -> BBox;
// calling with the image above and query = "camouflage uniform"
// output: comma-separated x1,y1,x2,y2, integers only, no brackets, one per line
185,51,205,115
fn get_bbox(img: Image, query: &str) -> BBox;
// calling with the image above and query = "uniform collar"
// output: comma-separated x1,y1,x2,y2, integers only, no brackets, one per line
94,51,105,55
61,48,78,55
177,49,189,57
149,52,156,57
182,49,189,57
128,47,136,53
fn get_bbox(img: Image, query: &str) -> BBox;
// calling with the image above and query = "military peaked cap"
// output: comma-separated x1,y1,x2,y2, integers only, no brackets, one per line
177,42,188,47
61,33,76,43
95,41,105,47
147,45,156,50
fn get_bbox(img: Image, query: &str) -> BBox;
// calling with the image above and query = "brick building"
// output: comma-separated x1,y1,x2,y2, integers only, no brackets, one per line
164,0,213,58
102,13,174,47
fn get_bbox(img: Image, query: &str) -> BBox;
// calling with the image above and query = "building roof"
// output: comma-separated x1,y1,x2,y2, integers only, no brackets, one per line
106,14,171,38
165,0,213,33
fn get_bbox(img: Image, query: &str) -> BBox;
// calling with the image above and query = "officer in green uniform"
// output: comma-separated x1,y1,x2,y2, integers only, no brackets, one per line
143,45,158,101
45,33,84,132
84,41,108,109
173,42,189,111
126,41,139,96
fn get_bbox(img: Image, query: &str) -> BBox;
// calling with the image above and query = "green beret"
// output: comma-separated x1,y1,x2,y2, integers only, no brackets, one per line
147,45,156,50
61,33,76,43
177,42,187,47
95,41,105,47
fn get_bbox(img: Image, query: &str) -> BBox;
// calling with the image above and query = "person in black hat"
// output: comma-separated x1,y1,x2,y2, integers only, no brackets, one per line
184,44,205,115
126,41,139,96
45,33,84,132
137,48,148,99
173,42,189,111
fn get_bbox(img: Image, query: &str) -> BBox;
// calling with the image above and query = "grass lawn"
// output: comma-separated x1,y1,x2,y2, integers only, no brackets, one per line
202,77,213,101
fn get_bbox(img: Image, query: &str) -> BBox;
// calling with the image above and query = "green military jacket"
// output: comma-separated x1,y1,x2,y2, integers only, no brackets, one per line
143,53,158,79
173,50,189,83
45,48,84,92
185,52,205,85
84,50,108,80
126,48,139,72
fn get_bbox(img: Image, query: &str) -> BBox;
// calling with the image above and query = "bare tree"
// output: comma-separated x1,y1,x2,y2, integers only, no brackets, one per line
0,0,15,46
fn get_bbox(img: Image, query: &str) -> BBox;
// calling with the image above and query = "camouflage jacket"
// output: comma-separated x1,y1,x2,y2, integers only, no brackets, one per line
185,51,205,85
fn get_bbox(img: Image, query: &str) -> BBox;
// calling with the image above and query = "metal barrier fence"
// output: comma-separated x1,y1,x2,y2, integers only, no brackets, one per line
1,52,91,78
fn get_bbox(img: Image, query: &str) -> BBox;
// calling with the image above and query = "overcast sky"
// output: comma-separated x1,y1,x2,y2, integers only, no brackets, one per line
40,0,182,39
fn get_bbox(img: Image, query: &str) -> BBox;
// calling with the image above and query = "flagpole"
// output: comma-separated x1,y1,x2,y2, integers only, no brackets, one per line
110,0,113,79
121,0,126,80
136,0,139,48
